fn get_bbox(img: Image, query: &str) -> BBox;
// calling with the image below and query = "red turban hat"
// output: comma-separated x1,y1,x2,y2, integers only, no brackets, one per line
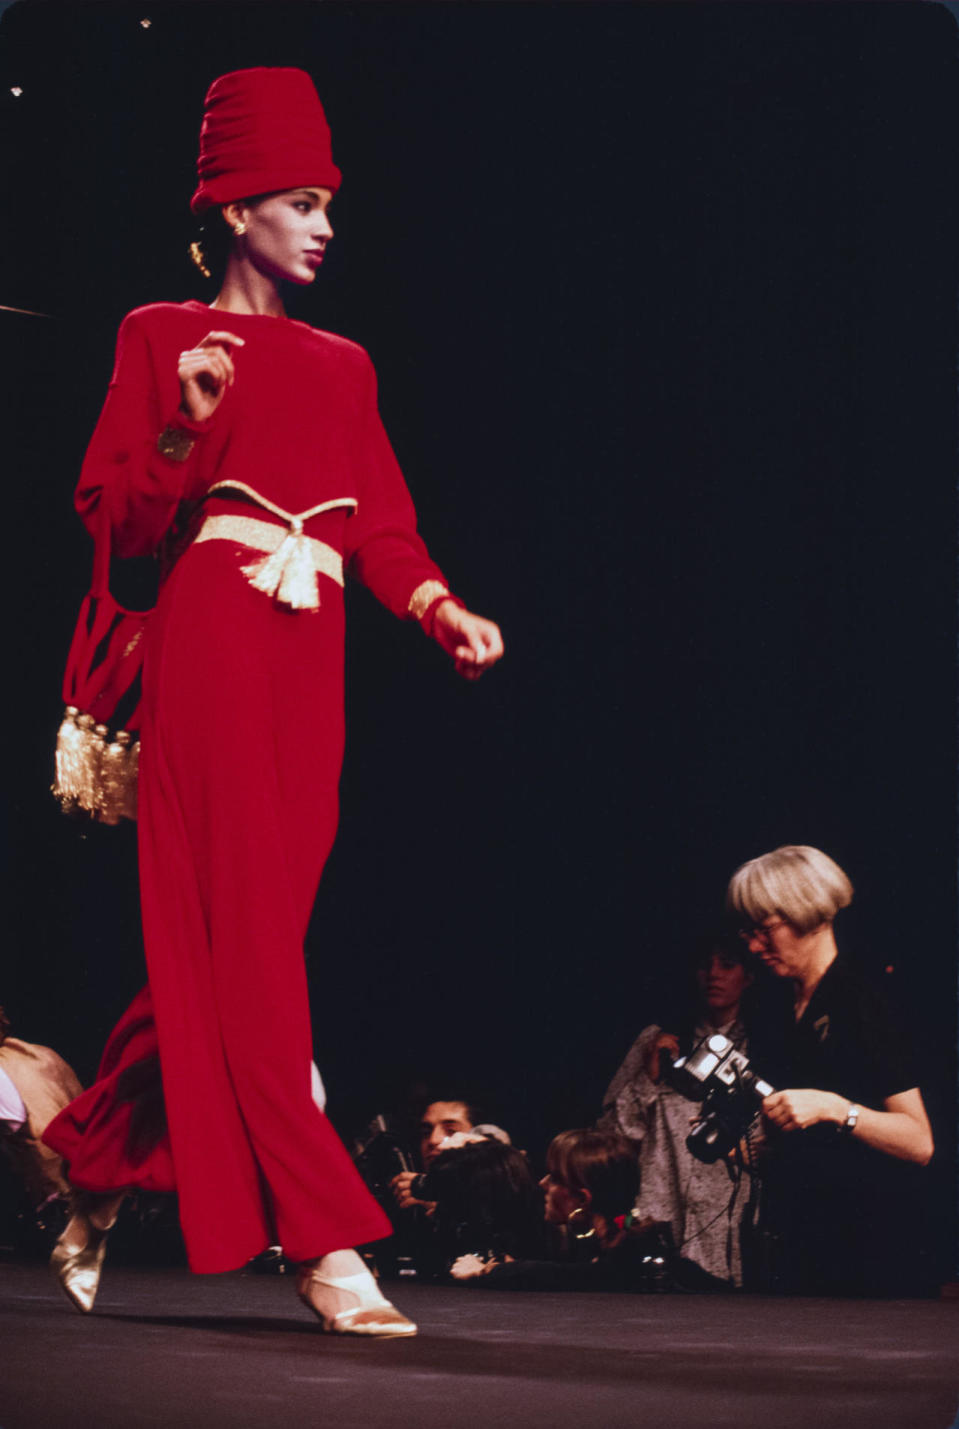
190,67,341,215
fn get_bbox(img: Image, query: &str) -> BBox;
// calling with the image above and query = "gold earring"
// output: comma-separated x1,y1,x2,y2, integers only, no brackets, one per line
566,1206,595,1242
189,241,211,279
233,220,248,237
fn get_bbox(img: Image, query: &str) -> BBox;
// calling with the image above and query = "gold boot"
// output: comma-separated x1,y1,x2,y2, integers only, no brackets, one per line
50,1194,123,1314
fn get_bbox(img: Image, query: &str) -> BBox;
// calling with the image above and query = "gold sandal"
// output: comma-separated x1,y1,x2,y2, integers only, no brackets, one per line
296,1262,417,1338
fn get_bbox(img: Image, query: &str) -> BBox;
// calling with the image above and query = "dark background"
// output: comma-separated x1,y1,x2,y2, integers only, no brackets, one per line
2,3,956,1277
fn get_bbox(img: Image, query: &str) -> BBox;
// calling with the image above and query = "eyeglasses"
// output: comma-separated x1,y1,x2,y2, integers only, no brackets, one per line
737,918,790,944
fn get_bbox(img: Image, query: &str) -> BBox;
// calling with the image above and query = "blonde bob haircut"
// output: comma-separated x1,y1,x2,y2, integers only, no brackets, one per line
726,845,853,936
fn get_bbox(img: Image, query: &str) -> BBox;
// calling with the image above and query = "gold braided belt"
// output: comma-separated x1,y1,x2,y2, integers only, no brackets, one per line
195,480,358,611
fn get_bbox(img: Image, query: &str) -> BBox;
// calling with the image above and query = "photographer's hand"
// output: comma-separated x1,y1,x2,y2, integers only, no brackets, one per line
644,1031,680,1084
762,1087,933,1164
450,1254,508,1280
762,1089,846,1132
390,1171,436,1213
449,1254,488,1280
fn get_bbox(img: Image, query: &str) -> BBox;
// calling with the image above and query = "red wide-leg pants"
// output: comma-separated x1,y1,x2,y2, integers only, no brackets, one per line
45,540,391,1271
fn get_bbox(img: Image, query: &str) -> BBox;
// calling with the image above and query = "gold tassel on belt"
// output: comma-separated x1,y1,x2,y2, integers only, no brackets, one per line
202,481,357,612
241,517,322,611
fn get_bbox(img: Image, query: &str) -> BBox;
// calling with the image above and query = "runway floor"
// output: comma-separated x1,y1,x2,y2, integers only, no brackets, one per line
0,1260,956,1429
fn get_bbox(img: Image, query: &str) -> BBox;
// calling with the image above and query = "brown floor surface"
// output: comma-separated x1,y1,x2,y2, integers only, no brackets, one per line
0,1260,956,1429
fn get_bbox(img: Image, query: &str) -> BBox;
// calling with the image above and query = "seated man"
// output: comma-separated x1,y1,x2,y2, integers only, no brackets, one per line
383,1096,524,1278
0,1004,83,1225
390,1097,478,1212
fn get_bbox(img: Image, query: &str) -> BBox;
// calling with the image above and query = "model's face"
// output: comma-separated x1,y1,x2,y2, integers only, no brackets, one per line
696,950,751,1018
231,187,334,286
419,1102,473,1166
539,1171,583,1225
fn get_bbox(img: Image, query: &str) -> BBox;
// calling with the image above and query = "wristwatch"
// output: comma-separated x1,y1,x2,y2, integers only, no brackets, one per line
842,1102,860,1135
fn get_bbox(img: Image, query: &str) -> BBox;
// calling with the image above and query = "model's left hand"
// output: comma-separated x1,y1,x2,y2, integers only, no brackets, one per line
762,1089,846,1133
433,602,504,680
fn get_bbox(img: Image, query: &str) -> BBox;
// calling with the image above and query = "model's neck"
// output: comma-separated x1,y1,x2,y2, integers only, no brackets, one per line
212,257,286,317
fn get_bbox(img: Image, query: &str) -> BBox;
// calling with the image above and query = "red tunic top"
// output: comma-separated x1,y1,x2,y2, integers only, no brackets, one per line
76,300,450,615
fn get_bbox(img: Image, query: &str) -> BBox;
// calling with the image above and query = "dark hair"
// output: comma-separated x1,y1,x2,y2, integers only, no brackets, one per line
189,211,233,283
688,927,749,974
0,1004,9,1045
188,189,292,283
546,1129,639,1222
416,1092,484,1128
654,929,754,1052
423,1140,546,1261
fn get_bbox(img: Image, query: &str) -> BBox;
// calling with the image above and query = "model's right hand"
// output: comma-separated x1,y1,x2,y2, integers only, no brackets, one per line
178,331,245,422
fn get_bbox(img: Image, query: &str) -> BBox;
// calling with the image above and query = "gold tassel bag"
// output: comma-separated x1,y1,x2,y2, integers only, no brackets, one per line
53,503,149,824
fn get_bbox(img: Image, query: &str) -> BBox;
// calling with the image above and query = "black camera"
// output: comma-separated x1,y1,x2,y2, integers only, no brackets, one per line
351,1115,425,1278
353,1114,416,1197
667,1033,774,1164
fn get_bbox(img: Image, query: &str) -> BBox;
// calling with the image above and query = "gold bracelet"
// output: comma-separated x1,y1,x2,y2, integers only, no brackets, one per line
408,579,450,622
156,425,196,462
